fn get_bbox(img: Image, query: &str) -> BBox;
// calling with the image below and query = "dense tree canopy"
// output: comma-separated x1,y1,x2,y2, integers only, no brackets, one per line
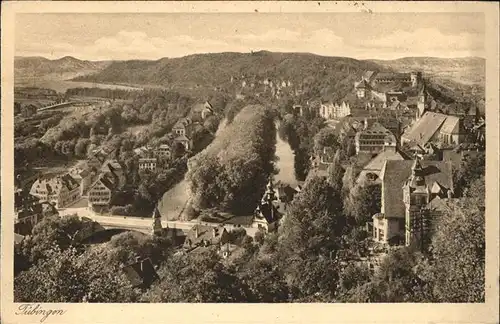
426,198,485,302
15,245,138,303
186,105,277,215
344,183,382,225
278,176,346,300
144,249,249,302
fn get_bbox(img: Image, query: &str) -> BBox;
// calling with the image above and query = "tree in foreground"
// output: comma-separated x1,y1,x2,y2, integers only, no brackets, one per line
144,249,249,302
426,198,485,302
278,176,345,300
14,245,138,303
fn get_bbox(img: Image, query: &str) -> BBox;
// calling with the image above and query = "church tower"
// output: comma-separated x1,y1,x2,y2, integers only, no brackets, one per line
403,158,430,246
416,83,427,120
151,205,163,236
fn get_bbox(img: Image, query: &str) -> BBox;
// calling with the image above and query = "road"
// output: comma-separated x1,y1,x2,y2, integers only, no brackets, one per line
59,207,197,231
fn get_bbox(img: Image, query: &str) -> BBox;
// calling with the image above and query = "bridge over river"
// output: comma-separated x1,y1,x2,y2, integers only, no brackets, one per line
58,207,197,235
58,207,259,238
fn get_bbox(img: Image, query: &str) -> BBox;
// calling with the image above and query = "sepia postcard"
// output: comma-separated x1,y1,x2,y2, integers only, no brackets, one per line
1,1,499,324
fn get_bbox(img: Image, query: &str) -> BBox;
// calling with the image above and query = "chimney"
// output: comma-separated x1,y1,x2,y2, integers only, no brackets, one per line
364,118,369,130
447,189,453,199
195,226,199,238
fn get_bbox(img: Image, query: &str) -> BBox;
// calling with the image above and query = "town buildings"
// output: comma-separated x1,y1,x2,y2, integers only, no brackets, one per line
355,79,371,99
172,118,192,137
356,148,410,184
401,111,466,147
252,179,284,232
155,144,172,159
354,120,397,155
122,257,159,289
87,174,115,209
15,188,57,235
100,159,126,189
319,101,351,120
372,159,453,246
173,134,193,151
29,174,81,209
183,224,230,251
69,166,97,196
138,158,158,172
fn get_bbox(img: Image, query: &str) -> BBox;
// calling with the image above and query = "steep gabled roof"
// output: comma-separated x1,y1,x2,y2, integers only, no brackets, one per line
184,224,228,248
440,115,461,134
402,112,448,145
380,160,453,219
174,134,190,142
30,173,80,196
357,149,408,184
97,174,115,191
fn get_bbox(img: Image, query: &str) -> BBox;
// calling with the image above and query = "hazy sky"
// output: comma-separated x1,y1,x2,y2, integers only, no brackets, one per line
15,13,485,61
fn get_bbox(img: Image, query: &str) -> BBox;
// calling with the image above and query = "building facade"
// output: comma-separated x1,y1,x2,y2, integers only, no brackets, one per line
155,144,171,159
29,174,81,209
372,159,453,246
88,176,115,208
138,158,158,172
320,101,351,120
355,121,397,155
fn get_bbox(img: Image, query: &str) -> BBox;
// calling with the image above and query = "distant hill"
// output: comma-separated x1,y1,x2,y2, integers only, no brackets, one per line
15,52,485,106
369,56,485,86
15,56,112,83
72,51,384,101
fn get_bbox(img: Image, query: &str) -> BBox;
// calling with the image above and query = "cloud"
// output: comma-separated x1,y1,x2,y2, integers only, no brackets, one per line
358,28,484,56
16,27,484,61
232,28,302,42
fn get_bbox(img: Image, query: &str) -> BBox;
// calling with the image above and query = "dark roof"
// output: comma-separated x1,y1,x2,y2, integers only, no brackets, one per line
356,79,370,89
99,175,115,191
374,72,411,80
122,258,159,288
174,134,190,142
380,160,453,219
30,173,80,196
255,202,281,224
184,224,228,248
101,160,122,174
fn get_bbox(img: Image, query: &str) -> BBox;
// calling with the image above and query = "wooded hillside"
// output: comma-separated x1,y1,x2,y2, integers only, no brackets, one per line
186,104,277,215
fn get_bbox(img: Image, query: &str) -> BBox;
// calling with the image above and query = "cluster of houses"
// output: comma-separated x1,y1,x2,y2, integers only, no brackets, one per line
20,101,216,224
133,102,217,171
145,177,302,260
119,177,301,288
14,187,58,236
232,75,305,100
309,70,485,248
319,101,351,120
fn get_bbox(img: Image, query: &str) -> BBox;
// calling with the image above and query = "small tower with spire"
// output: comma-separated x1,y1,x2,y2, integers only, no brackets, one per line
151,205,163,236
262,177,277,204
